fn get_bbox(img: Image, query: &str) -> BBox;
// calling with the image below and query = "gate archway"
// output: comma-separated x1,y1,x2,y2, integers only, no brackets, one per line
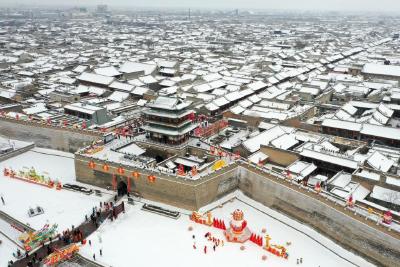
117,181,128,196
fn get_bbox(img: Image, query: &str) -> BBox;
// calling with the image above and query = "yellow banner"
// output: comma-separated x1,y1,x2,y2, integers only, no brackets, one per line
212,160,226,171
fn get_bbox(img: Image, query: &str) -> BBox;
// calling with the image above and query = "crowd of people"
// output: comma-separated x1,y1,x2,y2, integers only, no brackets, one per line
6,196,121,266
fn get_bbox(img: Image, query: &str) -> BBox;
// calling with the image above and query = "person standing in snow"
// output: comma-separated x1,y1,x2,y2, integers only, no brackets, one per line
93,253,96,261
204,246,207,254
1,196,5,205
100,249,102,256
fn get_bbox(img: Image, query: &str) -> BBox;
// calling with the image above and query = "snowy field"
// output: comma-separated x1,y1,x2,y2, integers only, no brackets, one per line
80,192,374,267
0,233,18,266
1,147,76,183
0,147,110,231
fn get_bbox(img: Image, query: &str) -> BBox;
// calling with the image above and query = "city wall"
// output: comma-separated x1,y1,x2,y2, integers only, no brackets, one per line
0,118,101,153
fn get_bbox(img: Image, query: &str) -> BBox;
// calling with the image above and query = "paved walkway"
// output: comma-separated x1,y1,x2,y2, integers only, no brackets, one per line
11,209,111,267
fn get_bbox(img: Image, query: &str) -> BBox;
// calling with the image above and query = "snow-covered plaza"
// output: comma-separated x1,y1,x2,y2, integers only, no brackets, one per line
80,192,375,267
0,147,111,231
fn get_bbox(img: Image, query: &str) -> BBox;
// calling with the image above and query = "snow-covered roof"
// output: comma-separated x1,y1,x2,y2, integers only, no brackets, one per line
270,134,299,150
131,87,149,96
94,66,121,77
109,81,134,92
248,151,268,164
243,126,293,153
300,149,359,169
119,62,156,75
64,102,103,115
370,185,400,205
108,91,130,102
328,172,352,188
322,119,362,132
360,124,400,141
118,143,146,156
77,72,114,86
366,151,394,173
362,63,400,77
23,103,47,115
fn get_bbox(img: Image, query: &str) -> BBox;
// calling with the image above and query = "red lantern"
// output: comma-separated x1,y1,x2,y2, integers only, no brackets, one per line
117,166,125,175
132,171,140,179
210,146,215,155
258,158,263,166
102,163,109,172
191,166,197,176
88,160,96,169
314,181,321,192
235,151,240,159
178,164,185,176
148,175,156,183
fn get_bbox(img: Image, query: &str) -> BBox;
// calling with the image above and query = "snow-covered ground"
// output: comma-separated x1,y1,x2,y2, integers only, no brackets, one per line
0,147,110,231
1,147,76,183
0,233,18,266
80,192,375,267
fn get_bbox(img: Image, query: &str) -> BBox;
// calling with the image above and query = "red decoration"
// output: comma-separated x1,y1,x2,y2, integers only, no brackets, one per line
127,177,131,193
102,164,109,172
191,166,197,176
314,182,321,193
178,164,185,176
148,175,156,183
88,160,96,169
210,146,215,155
82,121,87,129
63,120,68,127
112,175,117,191
117,166,125,175
235,151,240,159
188,112,196,121
132,171,140,179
